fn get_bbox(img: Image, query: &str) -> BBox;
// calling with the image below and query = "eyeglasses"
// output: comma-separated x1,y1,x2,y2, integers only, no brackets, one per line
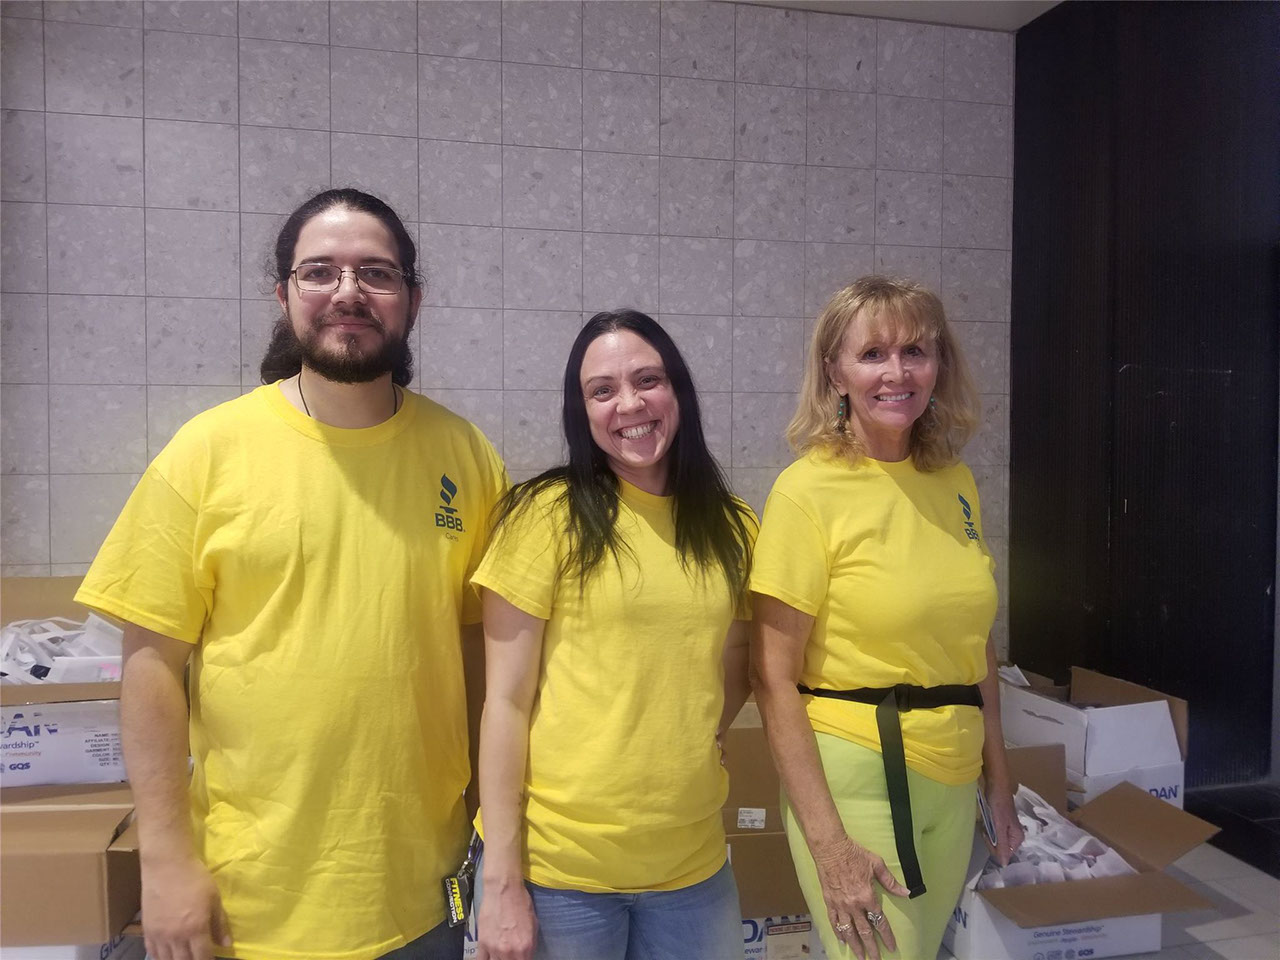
290,262,407,295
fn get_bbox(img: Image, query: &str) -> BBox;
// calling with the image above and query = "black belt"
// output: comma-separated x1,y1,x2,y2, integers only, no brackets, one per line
798,682,984,899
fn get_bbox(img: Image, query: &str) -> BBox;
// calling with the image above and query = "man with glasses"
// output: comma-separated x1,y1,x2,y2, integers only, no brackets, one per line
77,190,506,960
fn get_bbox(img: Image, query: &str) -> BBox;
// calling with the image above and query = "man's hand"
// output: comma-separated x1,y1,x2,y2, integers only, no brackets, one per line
140,856,232,960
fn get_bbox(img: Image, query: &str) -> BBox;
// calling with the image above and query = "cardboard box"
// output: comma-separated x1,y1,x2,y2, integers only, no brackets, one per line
742,915,828,959
2,683,124,788
727,830,809,918
721,723,811,918
3,577,125,789
723,723,781,834
2,576,89,623
944,745,1217,960
1000,667,1189,808
1,783,141,947
1,933,146,960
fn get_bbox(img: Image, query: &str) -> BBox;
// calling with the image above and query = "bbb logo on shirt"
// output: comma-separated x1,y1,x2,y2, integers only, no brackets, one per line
957,494,980,541
435,473,465,534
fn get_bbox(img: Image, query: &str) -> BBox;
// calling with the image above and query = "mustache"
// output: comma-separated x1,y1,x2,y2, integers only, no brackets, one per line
316,309,384,330
315,307,384,331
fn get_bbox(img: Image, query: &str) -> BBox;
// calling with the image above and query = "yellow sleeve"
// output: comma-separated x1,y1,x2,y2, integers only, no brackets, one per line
460,431,511,625
75,467,210,644
748,488,829,617
470,487,561,621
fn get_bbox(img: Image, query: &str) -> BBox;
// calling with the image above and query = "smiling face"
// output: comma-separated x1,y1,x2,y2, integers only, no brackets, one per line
274,207,421,383
579,329,681,494
827,310,939,461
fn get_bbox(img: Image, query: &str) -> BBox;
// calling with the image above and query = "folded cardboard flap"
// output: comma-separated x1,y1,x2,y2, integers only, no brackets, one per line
1005,743,1068,815
1080,699,1181,773
0,682,122,706
1,782,133,809
1072,780,1217,870
2,806,133,854
1021,668,1069,700
1,576,88,623
982,872,1211,927
1070,667,1189,761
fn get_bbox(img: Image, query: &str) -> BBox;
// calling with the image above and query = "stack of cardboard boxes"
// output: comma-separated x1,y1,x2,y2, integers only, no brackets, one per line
943,667,1214,959
1,578,143,958
723,710,828,958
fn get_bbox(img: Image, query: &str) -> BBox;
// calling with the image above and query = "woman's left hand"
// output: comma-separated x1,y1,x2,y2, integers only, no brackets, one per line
986,784,1024,866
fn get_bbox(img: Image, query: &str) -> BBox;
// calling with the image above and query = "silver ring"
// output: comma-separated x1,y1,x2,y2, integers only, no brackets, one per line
834,921,853,934
866,910,885,926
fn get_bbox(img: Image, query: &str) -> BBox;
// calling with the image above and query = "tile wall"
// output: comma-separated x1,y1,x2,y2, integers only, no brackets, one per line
0,1,1012,649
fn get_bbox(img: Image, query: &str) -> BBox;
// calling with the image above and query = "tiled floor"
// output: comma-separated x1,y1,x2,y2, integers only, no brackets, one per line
937,844,1280,959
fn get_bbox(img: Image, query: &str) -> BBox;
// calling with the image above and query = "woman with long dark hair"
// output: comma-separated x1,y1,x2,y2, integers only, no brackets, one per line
472,310,756,960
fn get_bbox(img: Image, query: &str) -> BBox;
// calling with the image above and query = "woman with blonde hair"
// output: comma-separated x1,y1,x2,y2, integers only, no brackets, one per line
750,276,1023,959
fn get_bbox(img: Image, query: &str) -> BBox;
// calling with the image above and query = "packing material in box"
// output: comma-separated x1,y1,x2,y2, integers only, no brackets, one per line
943,744,1217,960
1000,666,1188,808
1,783,141,947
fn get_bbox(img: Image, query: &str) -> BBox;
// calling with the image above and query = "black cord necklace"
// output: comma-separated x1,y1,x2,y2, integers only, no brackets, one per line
297,375,398,420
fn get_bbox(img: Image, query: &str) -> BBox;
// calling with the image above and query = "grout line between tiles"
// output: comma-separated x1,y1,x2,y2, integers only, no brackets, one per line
39,12,51,566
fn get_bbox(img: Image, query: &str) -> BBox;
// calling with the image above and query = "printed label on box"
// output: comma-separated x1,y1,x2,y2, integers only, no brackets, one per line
744,915,827,959
765,920,813,959
0,699,124,787
737,806,767,829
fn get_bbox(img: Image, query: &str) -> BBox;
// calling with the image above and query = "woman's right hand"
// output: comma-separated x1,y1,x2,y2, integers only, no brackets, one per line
475,874,538,960
811,834,910,960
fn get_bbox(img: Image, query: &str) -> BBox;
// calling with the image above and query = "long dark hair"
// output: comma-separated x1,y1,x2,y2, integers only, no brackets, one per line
260,188,421,387
494,310,754,602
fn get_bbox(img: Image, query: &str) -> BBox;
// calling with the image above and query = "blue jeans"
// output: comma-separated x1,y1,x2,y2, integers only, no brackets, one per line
380,919,464,960
202,921,462,960
474,857,743,960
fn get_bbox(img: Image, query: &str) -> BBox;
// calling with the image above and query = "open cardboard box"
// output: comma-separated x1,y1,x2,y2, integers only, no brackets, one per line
3,577,125,789
945,744,1218,959
1001,666,1189,808
0,783,141,946
2,576,89,623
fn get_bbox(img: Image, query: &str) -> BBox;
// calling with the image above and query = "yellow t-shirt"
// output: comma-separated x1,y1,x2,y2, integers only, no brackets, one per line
750,450,996,785
471,479,754,893
75,384,507,960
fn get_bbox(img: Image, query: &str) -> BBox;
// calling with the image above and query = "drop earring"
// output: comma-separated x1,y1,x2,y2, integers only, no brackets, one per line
834,395,848,432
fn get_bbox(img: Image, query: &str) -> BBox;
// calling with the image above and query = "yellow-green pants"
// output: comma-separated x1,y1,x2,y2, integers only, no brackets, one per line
782,733,976,960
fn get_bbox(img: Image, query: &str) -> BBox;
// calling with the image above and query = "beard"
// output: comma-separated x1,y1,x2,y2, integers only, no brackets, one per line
262,305,415,386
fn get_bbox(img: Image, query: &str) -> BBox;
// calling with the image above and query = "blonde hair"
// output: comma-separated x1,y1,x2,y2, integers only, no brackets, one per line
787,275,979,471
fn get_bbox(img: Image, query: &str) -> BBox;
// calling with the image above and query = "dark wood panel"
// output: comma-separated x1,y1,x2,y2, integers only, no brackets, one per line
1010,0,1280,786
